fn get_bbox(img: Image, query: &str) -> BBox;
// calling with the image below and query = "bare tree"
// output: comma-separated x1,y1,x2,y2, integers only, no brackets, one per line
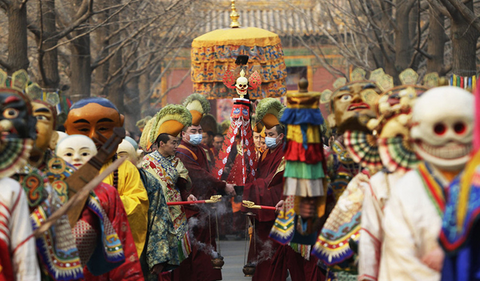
0,0,29,73
285,0,456,80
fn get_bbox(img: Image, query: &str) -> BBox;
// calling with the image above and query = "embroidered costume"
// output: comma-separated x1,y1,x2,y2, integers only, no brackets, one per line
0,177,40,281
143,151,191,263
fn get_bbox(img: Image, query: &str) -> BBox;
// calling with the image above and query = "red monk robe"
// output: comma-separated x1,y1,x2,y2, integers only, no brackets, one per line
76,183,144,280
242,146,285,281
175,140,225,281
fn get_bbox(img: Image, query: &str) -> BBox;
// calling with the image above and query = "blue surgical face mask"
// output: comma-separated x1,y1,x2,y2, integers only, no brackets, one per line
265,136,278,149
189,133,203,145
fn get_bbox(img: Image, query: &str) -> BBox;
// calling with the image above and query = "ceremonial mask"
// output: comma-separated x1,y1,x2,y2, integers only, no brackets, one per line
331,82,380,133
0,89,36,140
32,101,57,150
117,139,139,165
56,134,97,169
64,98,124,147
411,86,473,171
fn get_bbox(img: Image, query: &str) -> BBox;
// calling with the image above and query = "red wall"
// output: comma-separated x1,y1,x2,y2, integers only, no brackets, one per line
312,67,338,92
166,69,193,105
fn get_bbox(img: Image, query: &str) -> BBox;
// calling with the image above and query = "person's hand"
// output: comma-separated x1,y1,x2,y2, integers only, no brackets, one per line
299,197,316,219
151,263,165,274
275,200,285,213
187,194,197,202
421,247,444,272
225,183,236,196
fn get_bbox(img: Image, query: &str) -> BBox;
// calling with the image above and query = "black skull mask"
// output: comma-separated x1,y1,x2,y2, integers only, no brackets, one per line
0,89,37,140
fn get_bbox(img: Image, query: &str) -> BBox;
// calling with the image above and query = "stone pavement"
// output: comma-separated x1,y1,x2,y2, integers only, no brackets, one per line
216,235,292,281
217,237,250,281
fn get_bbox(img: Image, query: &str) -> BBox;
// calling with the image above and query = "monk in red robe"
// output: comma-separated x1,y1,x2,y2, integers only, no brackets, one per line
175,123,235,281
242,124,285,281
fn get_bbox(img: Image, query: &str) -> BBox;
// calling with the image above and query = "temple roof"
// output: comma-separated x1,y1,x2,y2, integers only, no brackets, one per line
196,1,323,36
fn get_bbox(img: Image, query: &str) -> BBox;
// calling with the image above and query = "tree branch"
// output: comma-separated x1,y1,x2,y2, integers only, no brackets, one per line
27,19,41,37
43,0,132,52
0,57,11,70
426,0,451,17
46,0,94,42
149,69,191,107
0,0,11,11
444,0,480,33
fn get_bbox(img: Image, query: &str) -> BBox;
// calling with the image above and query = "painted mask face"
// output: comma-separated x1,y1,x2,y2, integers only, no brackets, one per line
64,102,123,147
0,90,36,139
411,86,474,171
32,101,56,150
331,82,380,133
56,135,97,169
117,139,138,165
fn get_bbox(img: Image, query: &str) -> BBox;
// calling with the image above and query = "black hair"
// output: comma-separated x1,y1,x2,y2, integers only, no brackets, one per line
206,131,215,137
155,133,171,146
214,133,224,139
275,124,285,135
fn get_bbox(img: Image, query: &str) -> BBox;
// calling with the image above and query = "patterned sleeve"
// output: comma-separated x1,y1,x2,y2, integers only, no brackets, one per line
7,178,41,281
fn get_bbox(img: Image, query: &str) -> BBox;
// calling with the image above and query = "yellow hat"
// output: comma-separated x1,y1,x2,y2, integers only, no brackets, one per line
253,122,264,133
149,105,192,147
183,93,210,126
256,98,285,129
136,116,151,132
139,116,155,150
220,120,230,135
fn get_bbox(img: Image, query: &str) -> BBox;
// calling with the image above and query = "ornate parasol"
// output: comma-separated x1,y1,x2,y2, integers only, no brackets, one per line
191,0,287,99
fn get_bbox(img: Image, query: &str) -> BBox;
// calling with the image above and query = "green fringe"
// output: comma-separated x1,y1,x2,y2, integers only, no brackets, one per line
284,161,325,179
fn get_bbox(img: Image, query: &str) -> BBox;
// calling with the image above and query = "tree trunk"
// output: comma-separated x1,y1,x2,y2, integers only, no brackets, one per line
92,0,109,96
125,70,140,134
394,0,416,75
426,7,446,73
450,3,479,77
69,33,91,102
7,0,29,73
106,0,124,114
139,72,151,117
38,0,60,89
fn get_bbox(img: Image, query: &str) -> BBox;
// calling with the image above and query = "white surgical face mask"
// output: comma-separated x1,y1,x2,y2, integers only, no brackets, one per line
265,136,278,149
189,133,203,145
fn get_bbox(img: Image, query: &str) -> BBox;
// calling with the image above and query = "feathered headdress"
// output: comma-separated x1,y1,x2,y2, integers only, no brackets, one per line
183,93,210,126
255,98,285,129
148,104,192,147
136,116,151,132
139,116,155,150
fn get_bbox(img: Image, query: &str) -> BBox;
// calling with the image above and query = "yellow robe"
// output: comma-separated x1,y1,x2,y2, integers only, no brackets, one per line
100,159,149,256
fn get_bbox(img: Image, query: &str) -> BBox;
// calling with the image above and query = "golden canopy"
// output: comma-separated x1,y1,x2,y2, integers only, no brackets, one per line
191,0,287,99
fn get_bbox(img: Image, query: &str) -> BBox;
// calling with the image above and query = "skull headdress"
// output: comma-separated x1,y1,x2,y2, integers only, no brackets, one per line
223,69,261,99
411,86,474,171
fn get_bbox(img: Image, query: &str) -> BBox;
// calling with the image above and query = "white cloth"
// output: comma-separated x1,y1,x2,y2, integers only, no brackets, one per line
358,171,404,281
284,178,324,197
0,177,40,280
379,168,446,281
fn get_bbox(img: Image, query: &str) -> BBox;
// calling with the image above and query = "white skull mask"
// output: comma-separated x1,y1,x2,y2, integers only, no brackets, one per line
235,76,248,94
411,86,474,171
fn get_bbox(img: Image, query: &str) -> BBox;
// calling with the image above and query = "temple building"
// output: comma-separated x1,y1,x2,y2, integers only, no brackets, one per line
152,0,347,121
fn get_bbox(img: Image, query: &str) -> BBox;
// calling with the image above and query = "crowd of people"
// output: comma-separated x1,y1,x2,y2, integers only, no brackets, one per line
1,66,480,281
